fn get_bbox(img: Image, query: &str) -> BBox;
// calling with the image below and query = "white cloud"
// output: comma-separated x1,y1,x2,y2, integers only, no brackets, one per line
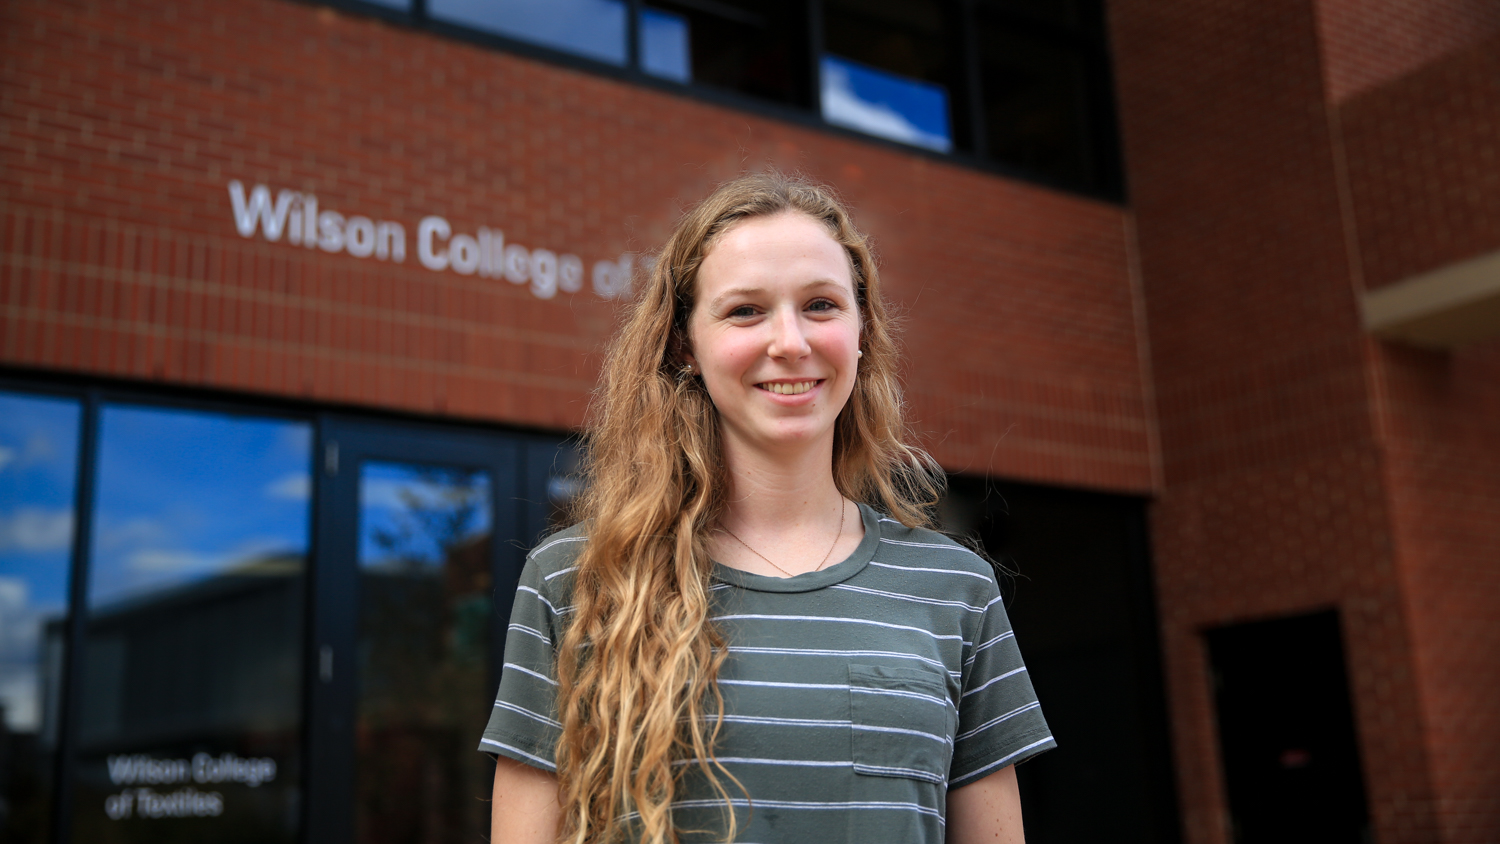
0,672,40,732
124,536,295,575
821,63,952,153
0,507,74,552
0,446,15,472
0,577,58,732
95,517,169,551
360,476,445,512
265,472,311,502
0,576,26,609
125,548,214,573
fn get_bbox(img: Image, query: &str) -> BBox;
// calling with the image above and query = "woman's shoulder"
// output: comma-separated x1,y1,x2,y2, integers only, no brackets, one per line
524,522,590,577
870,510,997,582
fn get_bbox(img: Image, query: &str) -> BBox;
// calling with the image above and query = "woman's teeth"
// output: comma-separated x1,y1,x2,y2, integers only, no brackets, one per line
761,381,816,395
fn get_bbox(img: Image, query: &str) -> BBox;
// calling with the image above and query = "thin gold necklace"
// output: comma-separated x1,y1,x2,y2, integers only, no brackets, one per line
722,500,846,578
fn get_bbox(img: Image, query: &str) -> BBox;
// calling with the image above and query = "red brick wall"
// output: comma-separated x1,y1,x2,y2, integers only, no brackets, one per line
1335,25,1500,844
1313,0,1500,103
0,0,1154,494
1109,1,1442,842
1112,0,1500,840
1372,342,1500,844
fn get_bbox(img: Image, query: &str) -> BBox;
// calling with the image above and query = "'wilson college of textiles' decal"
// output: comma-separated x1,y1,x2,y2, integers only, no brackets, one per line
228,181,634,301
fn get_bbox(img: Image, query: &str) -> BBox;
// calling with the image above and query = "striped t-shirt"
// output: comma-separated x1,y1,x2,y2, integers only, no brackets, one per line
479,503,1055,842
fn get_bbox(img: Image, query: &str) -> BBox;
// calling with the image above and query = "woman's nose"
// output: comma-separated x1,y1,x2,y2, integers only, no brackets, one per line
767,309,811,359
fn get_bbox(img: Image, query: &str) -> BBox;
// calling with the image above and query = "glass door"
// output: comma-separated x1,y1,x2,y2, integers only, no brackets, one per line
69,402,314,844
306,417,563,844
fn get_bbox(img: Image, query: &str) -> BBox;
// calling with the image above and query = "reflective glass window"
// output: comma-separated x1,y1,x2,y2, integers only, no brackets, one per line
974,0,1120,194
355,462,494,844
73,405,312,843
0,391,81,844
640,6,691,82
820,55,952,152
822,0,965,152
980,0,1084,30
644,0,809,106
429,0,628,66
976,12,1093,189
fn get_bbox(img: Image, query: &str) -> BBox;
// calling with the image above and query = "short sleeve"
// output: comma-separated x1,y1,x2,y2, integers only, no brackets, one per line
949,588,1056,787
477,553,567,771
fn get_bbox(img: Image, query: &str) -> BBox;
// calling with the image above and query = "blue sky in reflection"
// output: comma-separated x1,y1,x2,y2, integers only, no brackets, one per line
0,392,80,731
429,0,628,65
641,7,691,82
87,406,312,610
821,55,952,152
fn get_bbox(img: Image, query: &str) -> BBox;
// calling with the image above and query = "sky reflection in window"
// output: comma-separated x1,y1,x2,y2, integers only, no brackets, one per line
0,392,80,734
821,54,952,152
87,405,312,610
429,0,628,65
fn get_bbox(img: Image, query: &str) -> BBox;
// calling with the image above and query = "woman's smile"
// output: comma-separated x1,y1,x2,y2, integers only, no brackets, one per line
757,379,822,396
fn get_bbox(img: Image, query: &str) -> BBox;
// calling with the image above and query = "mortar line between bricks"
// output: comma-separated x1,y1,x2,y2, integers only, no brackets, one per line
0,251,602,352
0,304,595,391
938,432,1156,466
911,395,1154,432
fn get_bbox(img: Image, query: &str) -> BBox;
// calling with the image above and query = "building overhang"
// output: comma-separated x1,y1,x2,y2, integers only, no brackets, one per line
1362,249,1500,349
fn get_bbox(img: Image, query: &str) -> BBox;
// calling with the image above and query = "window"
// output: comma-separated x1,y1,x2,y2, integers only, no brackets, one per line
429,0,629,65
72,404,312,842
1,378,576,844
639,7,692,82
974,0,1121,195
641,0,811,107
0,391,81,844
821,0,967,153
335,0,1123,197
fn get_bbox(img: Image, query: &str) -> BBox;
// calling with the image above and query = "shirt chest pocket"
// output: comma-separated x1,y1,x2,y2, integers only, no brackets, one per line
848,664,953,785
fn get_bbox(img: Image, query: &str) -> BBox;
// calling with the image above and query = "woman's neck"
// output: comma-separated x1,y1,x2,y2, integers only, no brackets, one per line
718,435,845,534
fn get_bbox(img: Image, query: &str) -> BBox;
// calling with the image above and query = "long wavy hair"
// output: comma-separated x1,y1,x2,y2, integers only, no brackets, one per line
553,172,943,844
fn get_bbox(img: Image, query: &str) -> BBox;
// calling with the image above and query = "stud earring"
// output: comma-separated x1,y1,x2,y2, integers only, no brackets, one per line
856,350,863,358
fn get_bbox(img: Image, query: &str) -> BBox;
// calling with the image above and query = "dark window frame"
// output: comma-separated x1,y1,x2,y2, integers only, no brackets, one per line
310,0,1125,200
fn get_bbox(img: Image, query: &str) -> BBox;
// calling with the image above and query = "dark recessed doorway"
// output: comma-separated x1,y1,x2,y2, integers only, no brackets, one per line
1205,610,1372,844
941,477,1180,844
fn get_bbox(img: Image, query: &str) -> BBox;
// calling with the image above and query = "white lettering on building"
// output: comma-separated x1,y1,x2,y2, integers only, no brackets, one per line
230,181,632,301
107,752,277,787
103,752,274,822
105,787,225,820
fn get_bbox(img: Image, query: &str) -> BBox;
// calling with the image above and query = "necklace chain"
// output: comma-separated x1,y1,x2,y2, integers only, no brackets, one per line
722,500,846,578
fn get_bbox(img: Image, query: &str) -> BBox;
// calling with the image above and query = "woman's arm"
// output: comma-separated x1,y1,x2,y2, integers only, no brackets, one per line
946,764,1025,844
491,756,561,844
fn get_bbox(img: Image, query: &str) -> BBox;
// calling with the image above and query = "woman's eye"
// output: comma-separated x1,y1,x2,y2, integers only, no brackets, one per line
808,299,837,313
728,305,758,318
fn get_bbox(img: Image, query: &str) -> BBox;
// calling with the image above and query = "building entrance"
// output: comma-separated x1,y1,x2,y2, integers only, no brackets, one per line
0,381,574,844
1206,611,1371,844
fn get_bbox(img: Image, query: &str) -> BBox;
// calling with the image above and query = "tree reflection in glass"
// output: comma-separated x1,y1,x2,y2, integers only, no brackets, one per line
356,463,493,844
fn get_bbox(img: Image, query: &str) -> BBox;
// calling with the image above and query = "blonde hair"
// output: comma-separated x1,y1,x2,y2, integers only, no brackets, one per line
553,172,942,843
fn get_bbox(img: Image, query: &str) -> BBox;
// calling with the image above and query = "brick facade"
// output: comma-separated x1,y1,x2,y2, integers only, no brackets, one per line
2,0,1496,841
0,0,1153,494
1111,0,1500,841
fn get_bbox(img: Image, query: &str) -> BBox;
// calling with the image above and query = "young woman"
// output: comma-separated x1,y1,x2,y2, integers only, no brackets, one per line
479,174,1054,843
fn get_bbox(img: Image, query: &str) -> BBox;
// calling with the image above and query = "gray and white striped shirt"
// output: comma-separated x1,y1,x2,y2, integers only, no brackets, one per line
479,504,1055,842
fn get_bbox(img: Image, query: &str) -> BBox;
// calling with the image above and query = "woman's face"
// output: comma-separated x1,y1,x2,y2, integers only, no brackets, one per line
685,212,862,460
